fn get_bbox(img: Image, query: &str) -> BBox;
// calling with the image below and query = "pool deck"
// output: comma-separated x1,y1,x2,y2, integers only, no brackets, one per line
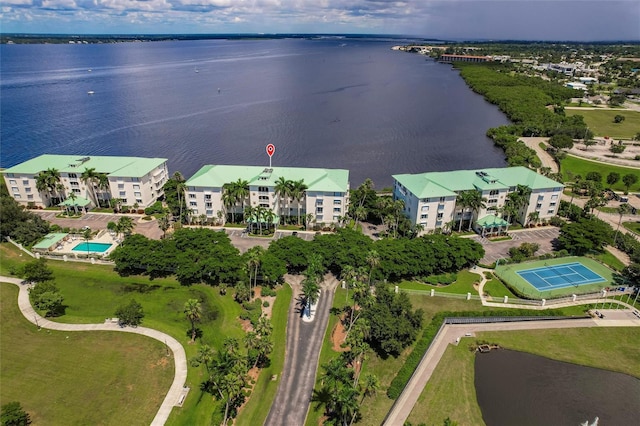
48,231,119,257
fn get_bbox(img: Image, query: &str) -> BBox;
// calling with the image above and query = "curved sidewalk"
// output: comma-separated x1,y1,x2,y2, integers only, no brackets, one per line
0,276,187,426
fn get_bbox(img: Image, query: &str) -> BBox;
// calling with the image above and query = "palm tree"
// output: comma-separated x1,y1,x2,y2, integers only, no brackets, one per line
290,179,308,226
264,209,276,233
80,167,100,208
302,254,323,317
116,216,135,238
466,191,487,232
184,299,202,343
67,192,79,215
358,372,380,405
274,176,292,225
96,173,110,207
157,214,170,238
246,246,264,297
173,172,187,224
36,168,62,206
353,205,367,230
222,185,237,224
233,179,250,222
365,250,380,286
614,203,631,244
527,211,540,227
244,206,254,233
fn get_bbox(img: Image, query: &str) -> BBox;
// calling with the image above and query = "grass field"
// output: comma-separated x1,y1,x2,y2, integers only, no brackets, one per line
482,271,518,299
566,109,640,139
623,221,640,235
0,284,173,425
495,257,614,299
398,270,481,295
0,243,248,425
560,156,640,193
406,327,640,425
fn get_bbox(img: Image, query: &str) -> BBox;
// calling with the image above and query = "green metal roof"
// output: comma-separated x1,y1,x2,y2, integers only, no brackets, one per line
2,154,167,178
33,233,69,250
58,196,91,207
186,165,349,193
476,214,509,228
393,167,562,198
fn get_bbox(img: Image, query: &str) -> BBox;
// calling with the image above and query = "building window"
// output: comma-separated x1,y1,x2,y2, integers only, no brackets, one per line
135,199,142,204
489,190,499,196
421,205,429,212
189,194,196,199
71,182,79,187
551,194,558,200
206,210,213,216
68,173,77,179
420,214,428,219
333,207,341,213
6,174,14,178
192,209,198,214
333,199,341,205
205,194,212,200
134,192,141,197
258,186,269,193
205,202,212,208
27,194,34,199
317,215,323,221
260,203,269,208
317,207,323,213
11,187,18,192
437,213,443,219
9,179,16,185
536,203,542,208
131,177,139,182
22,180,29,185
488,199,497,204
548,209,555,214
538,195,544,200
259,195,269,201
133,185,140,190
73,189,81,194
333,215,340,221
25,187,31,193
189,201,197,207
550,202,556,207
438,204,445,210
121,198,128,204
439,197,446,202
333,192,342,197
119,191,126,197
117,184,124,189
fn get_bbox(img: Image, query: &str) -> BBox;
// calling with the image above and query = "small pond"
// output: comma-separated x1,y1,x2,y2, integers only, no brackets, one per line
475,349,640,425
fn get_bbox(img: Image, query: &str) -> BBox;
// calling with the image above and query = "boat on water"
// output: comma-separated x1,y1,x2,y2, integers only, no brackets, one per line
87,91,95,95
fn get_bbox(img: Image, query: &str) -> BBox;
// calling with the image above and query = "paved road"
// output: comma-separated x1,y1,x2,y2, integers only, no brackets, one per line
0,276,187,426
265,274,338,426
383,316,640,426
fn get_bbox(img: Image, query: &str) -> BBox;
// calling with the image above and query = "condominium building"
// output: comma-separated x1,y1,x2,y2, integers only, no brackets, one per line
184,165,349,225
2,154,169,209
393,167,564,234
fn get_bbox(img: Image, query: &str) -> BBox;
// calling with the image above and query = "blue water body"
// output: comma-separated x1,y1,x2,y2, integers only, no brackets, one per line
0,38,508,186
72,242,112,253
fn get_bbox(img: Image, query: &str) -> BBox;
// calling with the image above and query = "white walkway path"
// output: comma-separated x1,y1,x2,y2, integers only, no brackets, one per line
0,276,187,426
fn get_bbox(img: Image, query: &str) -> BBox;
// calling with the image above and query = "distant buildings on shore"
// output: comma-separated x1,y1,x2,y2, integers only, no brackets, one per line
4,154,564,234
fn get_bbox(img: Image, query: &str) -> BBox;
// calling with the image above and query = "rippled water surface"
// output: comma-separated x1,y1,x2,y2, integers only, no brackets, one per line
1,38,508,186
475,349,640,425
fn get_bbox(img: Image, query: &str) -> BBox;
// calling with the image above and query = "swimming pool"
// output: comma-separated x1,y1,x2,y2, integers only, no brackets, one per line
72,242,113,253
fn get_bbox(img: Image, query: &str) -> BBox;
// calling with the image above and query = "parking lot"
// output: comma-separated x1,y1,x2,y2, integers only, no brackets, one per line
472,227,560,265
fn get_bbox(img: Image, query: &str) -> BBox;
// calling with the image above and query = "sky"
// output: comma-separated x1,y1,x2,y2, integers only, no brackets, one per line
1,0,639,41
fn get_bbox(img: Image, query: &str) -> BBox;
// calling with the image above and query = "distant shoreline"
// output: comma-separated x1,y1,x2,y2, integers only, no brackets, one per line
0,33,437,45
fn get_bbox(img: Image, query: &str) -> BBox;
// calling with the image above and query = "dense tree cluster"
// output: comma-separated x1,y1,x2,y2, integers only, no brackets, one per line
114,299,145,326
110,227,483,287
558,217,613,256
1,401,31,426
0,181,50,246
454,63,589,167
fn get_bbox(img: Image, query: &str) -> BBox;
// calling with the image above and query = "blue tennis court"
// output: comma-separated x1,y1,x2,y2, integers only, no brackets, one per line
516,262,606,291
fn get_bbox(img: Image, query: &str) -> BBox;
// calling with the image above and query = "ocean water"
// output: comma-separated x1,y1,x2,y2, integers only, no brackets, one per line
0,38,508,186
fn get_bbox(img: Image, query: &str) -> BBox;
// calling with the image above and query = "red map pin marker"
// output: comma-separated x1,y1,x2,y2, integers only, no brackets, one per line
266,144,275,157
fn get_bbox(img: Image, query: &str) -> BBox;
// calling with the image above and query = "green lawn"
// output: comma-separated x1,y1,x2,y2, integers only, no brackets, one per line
560,156,640,193
566,109,640,139
398,270,481,295
482,271,517,299
0,243,248,425
0,283,174,425
623,221,640,235
592,250,626,272
406,327,640,425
